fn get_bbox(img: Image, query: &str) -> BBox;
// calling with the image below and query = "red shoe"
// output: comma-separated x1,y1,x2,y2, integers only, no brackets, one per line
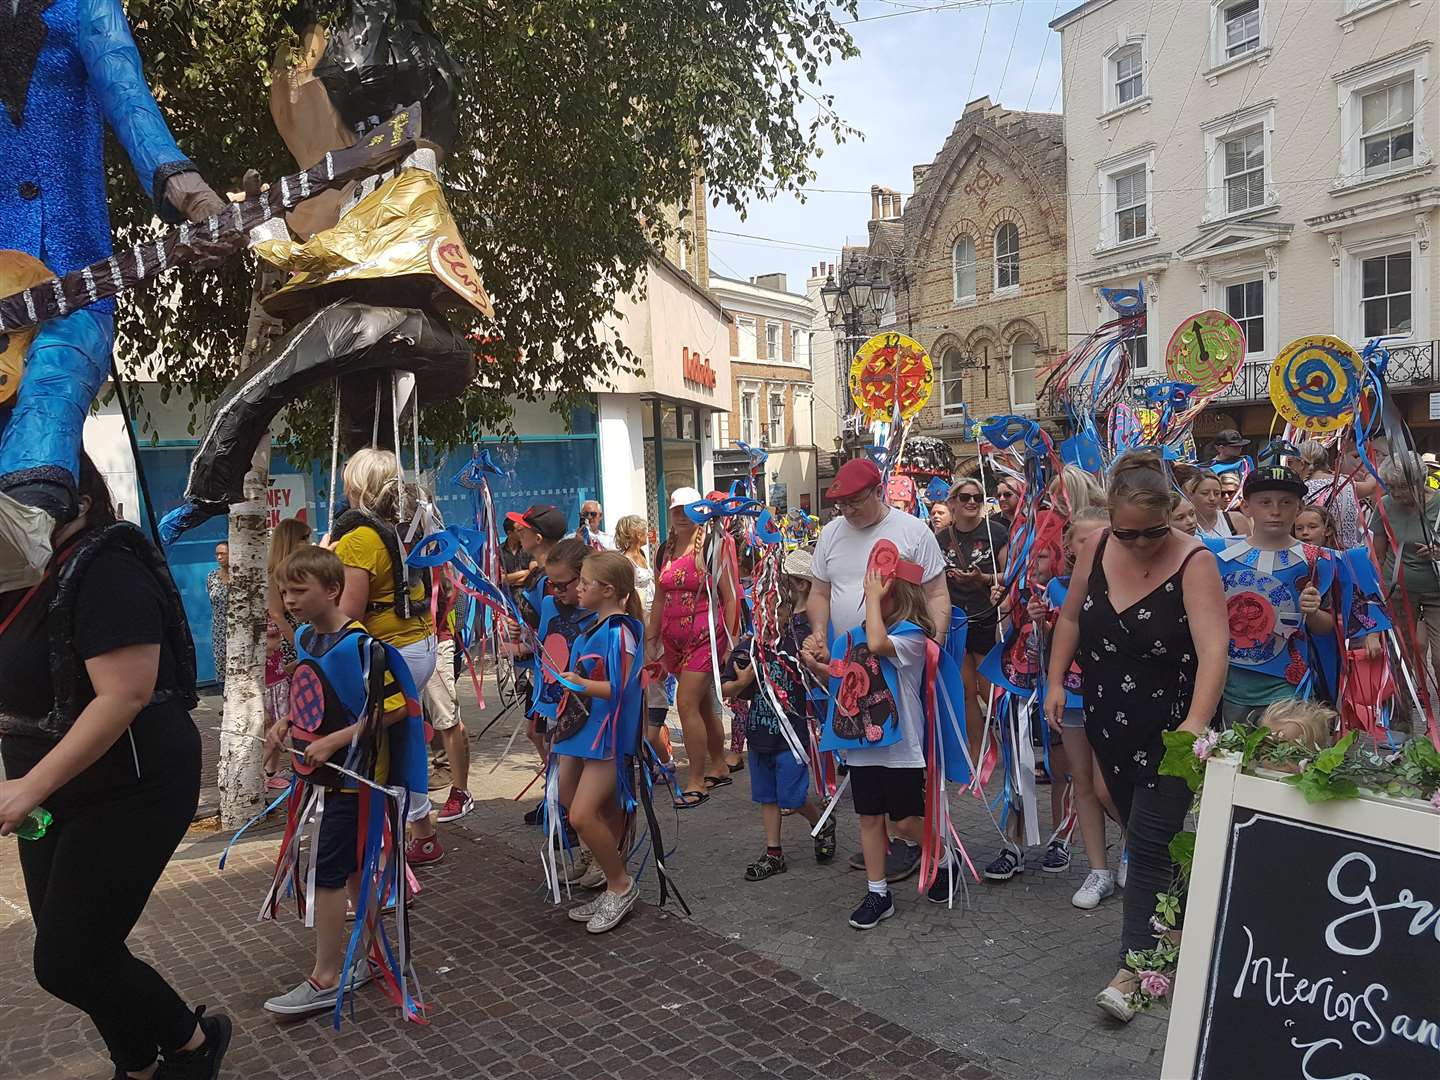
437,787,474,823
406,835,444,868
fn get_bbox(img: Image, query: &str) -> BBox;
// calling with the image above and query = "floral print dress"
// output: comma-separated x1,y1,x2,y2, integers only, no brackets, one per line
1076,533,1203,788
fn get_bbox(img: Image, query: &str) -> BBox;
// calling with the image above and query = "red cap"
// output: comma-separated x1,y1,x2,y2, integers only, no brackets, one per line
867,538,923,585
826,458,882,500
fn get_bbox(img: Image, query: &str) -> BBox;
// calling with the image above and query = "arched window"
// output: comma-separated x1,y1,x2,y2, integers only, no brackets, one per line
942,347,968,416
1009,338,1037,409
994,223,1020,290
952,237,976,302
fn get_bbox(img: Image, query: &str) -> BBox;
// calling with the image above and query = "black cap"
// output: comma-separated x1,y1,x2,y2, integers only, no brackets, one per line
1214,429,1250,448
505,504,568,540
1243,465,1306,499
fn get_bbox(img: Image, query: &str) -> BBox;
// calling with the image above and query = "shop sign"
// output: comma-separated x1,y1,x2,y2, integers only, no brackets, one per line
682,346,717,390
266,474,309,529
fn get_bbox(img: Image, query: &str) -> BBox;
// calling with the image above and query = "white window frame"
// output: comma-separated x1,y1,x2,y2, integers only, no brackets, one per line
764,321,782,361
1201,104,1277,222
790,326,803,365
1359,81,1417,179
994,222,1021,295
952,236,977,303
1008,339,1038,412
1122,323,1150,371
739,386,758,445
737,317,758,361
1223,276,1267,359
941,347,969,418
1359,249,1415,341
1101,37,1149,117
1335,233,1431,346
1333,46,1432,191
767,387,786,445
1095,146,1156,252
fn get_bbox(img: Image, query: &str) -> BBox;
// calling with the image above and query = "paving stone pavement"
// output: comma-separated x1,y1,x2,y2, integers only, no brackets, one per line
0,807,996,1080
0,688,1168,1079
443,684,1171,1080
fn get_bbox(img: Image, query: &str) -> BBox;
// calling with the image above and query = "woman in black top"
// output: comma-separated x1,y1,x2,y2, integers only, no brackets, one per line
0,456,231,1079
935,476,1009,763
1045,451,1228,1023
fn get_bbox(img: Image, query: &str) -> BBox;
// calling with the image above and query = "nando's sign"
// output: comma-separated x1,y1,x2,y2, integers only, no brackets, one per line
682,346,717,390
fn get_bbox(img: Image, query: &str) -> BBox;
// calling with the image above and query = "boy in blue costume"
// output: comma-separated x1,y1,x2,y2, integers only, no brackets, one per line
258,547,428,1024
0,0,233,584
1207,465,1338,727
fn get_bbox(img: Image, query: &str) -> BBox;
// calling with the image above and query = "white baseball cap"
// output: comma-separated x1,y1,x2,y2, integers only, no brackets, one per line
669,486,703,508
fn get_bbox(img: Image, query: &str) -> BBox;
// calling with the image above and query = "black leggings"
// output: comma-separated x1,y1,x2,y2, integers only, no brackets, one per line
1107,770,1192,961
5,708,201,1071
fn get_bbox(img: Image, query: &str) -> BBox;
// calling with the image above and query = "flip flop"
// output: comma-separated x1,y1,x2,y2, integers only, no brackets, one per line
704,774,734,790
674,790,709,809
725,758,746,774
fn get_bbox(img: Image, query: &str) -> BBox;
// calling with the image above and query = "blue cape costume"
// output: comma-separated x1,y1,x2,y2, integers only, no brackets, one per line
529,586,597,721
550,613,645,765
1205,537,1340,701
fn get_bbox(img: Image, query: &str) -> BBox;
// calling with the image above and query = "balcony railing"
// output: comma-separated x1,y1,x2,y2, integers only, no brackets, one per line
1041,339,1438,417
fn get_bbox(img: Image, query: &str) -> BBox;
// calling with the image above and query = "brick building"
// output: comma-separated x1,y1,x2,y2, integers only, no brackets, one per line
858,97,1070,467
710,274,819,512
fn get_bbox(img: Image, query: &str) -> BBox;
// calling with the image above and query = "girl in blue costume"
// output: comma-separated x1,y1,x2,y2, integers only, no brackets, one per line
805,541,974,928
553,552,646,934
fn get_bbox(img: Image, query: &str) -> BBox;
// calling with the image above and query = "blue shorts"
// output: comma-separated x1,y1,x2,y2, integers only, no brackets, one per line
1062,708,1085,730
748,748,810,809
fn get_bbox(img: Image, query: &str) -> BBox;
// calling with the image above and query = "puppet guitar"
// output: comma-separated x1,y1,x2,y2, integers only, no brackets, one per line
0,104,425,404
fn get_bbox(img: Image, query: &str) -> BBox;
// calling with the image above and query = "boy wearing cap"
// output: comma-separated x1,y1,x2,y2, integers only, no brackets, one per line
1204,466,1337,727
1205,429,1255,476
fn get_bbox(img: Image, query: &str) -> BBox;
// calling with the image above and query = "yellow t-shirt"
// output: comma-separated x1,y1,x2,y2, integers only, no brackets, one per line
334,524,434,648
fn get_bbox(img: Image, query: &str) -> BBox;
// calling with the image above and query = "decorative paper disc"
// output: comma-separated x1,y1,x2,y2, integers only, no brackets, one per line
848,332,934,423
1268,335,1363,434
1165,309,1246,393
1220,566,1304,667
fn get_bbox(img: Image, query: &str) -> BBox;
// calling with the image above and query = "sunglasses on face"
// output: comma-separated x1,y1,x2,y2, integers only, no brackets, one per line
547,576,579,592
1111,524,1171,542
582,510,600,519
952,493,982,504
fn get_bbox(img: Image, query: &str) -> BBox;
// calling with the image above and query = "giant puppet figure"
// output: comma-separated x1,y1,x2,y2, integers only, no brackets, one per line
0,0,233,586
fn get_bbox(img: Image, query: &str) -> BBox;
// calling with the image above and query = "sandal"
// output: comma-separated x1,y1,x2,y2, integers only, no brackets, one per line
704,774,733,789
744,851,787,881
725,757,746,774
673,790,709,809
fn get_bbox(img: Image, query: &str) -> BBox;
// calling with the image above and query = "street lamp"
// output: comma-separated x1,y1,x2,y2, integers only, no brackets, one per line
822,260,893,452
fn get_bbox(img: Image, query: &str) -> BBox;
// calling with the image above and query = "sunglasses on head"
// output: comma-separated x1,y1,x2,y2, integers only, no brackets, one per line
1111,524,1171,542
952,492,982,504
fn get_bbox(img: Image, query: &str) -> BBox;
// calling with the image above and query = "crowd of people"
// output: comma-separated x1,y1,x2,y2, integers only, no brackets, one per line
1,427,1433,1074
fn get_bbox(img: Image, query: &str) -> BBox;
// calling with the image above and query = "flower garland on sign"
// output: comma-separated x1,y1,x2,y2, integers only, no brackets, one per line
1121,727,1440,1012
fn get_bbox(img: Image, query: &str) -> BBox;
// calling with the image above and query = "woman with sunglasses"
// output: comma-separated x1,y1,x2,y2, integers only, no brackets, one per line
937,477,1009,764
1044,450,1228,1023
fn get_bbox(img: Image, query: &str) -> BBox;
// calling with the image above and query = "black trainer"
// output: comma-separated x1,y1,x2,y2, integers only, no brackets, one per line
927,861,958,904
158,1006,232,1080
848,890,895,930
1041,839,1071,873
814,817,838,863
885,841,921,883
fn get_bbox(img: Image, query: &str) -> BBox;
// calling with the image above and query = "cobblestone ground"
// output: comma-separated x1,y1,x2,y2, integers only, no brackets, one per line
0,688,1169,1079
441,685,1170,1080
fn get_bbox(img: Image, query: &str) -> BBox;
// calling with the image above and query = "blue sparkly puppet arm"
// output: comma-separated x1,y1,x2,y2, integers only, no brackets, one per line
78,0,195,221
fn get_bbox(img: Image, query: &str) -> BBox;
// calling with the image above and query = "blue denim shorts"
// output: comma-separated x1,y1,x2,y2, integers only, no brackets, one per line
748,749,811,809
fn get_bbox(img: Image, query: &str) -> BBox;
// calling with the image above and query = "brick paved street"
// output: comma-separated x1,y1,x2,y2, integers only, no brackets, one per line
0,687,1170,1079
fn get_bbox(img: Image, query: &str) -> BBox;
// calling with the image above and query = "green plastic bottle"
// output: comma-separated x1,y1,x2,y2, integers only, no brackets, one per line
15,807,51,841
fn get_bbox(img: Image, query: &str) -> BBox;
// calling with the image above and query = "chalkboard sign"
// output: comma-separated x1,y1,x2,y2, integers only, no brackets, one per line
1195,810,1440,1078
1163,757,1440,1079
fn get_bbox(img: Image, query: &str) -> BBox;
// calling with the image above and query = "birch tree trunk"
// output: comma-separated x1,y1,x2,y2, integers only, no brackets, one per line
218,171,286,827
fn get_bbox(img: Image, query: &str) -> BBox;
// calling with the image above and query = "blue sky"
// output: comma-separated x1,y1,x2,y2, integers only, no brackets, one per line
708,0,1065,294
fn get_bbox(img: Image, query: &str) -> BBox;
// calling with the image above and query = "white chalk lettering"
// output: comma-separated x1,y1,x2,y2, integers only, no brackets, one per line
1325,852,1440,957
1292,1037,1372,1080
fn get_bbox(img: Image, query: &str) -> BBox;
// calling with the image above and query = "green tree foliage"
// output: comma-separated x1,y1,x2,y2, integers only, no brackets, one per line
110,0,858,456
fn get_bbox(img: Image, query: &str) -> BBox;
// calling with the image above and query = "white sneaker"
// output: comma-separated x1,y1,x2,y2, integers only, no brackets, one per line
1116,848,1129,889
1071,868,1116,909
577,862,607,889
558,850,592,884
1096,984,1137,1023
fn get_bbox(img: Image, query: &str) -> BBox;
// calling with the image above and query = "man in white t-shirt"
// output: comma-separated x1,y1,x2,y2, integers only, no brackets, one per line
806,458,949,643
802,457,950,891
